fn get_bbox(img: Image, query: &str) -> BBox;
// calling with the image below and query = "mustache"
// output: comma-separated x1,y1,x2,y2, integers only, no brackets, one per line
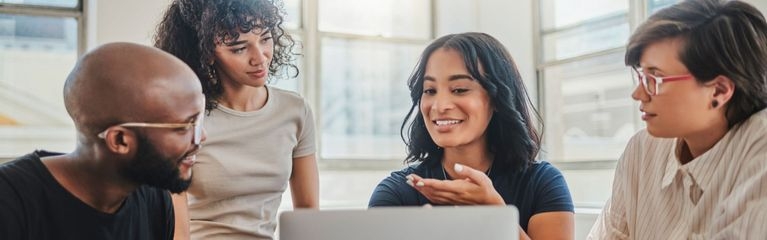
176,144,201,163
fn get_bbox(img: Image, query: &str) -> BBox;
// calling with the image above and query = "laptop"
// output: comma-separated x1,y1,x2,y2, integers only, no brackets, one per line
279,205,519,240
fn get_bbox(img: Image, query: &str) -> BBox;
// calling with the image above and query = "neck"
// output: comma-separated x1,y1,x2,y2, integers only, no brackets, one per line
42,147,137,213
678,120,729,164
441,140,493,179
218,81,268,112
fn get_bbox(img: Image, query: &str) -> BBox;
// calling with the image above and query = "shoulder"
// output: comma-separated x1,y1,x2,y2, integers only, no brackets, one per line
269,87,313,120
514,161,565,185
528,161,559,173
0,152,53,223
620,129,674,165
270,87,310,108
0,151,52,189
739,108,767,131
379,165,423,188
731,109,767,150
526,161,574,209
369,164,432,207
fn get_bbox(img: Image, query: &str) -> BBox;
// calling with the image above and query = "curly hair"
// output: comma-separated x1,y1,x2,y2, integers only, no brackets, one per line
401,32,542,172
154,0,298,110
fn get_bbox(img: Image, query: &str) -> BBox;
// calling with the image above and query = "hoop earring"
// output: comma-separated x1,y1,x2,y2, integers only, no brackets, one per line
208,65,218,85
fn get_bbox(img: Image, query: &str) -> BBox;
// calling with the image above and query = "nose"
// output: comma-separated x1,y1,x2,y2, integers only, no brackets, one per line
199,126,208,144
631,83,650,102
249,45,268,67
430,93,454,114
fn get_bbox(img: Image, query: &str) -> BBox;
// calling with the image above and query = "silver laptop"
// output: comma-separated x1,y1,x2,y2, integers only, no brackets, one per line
279,206,519,240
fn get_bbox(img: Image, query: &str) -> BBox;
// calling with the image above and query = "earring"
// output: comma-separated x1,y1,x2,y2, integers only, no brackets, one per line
712,100,719,108
208,65,218,84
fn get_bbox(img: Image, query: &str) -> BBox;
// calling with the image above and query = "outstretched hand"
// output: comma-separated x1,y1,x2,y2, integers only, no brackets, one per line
406,163,505,205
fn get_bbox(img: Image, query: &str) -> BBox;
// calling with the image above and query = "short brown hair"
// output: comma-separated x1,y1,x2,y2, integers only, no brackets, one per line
626,0,767,127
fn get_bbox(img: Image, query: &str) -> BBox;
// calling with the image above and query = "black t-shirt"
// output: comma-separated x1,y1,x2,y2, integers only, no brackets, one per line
368,161,574,231
0,151,175,240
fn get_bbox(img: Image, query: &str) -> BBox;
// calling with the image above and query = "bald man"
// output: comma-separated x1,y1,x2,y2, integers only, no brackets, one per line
0,42,206,240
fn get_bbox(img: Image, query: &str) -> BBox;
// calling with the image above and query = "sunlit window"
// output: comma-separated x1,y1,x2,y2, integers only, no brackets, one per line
539,0,635,162
0,9,80,157
0,0,78,8
318,0,432,160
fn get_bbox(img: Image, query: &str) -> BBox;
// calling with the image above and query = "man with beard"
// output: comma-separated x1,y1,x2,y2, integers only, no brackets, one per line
0,42,206,240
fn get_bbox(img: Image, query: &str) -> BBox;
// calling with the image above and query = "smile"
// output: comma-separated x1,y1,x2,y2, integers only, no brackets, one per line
434,120,463,126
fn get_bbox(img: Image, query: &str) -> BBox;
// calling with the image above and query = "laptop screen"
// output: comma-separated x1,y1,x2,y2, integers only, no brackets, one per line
279,206,519,240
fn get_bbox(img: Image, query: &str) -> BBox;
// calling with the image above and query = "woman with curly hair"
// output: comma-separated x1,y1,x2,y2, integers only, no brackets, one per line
369,32,574,240
154,0,318,239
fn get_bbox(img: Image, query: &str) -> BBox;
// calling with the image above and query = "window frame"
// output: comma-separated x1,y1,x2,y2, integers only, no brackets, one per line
531,0,673,167
296,0,436,169
0,0,85,160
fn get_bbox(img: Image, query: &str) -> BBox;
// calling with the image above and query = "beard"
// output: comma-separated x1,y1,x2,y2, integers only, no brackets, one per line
121,134,193,193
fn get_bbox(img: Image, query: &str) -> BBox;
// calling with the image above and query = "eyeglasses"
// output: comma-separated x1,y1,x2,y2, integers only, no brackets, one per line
97,113,204,145
631,67,693,96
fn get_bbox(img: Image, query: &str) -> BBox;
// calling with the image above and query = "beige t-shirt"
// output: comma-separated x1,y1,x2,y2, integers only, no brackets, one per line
187,87,316,240
589,109,767,239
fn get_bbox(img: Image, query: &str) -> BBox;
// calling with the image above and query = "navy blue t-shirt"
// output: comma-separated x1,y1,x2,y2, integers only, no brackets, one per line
369,161,573,231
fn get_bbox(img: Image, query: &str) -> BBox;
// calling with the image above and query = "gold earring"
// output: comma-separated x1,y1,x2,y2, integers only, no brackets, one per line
208,66,217,84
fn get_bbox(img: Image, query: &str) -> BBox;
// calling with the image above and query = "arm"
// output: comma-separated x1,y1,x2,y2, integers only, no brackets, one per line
588,133,645,239
290,154,319,209
526,212,574,240
171,192,190,240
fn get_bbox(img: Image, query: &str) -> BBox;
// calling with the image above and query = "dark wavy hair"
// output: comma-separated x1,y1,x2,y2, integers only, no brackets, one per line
154,0,298,110
626,0,767,127
402,32,542,172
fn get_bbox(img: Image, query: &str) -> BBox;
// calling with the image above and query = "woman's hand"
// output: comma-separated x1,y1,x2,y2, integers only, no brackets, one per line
406,163,505,205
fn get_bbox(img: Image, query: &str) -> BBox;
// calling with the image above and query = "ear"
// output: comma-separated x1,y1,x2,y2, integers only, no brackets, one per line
102,127,137,155
708,75,735,107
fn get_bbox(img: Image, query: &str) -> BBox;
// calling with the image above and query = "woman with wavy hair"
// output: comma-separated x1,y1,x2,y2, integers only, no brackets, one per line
369,32,574,240
154,0,318,239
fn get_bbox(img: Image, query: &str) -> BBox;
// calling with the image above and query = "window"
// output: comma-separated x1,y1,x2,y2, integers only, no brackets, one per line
0,0,78,8
270,0,301,92
536,0,681,208
648,0,678,13
537,0,680,163
0,1,82,157
316,0,432,160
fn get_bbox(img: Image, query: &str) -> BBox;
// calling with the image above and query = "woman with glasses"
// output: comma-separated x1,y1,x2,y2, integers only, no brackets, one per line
154,0,319,239
589,0,767,238
369,32,574,240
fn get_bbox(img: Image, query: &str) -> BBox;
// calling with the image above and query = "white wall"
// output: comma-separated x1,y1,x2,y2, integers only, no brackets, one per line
86,0,172,49
747,0,767,13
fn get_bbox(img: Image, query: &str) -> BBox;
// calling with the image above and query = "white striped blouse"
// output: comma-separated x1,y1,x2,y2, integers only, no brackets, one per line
588,109,767,240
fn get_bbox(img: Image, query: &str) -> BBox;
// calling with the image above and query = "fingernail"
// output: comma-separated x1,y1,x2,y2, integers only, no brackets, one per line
454,163,464,172
406,175,414,181
406,179,414,187
416,181,425,187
